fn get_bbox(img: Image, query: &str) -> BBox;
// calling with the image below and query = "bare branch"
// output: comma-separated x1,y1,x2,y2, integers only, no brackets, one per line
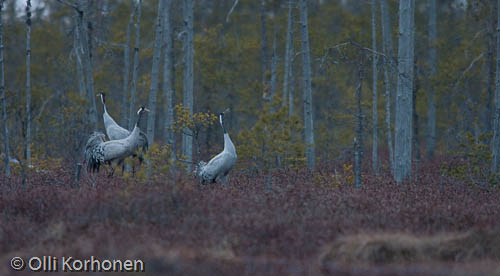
34,94,55,122
55,0,79,11
95,37,125,48
226,0,239,23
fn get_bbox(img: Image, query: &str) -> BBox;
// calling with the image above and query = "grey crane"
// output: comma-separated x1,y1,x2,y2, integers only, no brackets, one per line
97,92,148,152
196,110,237,184
85,107,149,176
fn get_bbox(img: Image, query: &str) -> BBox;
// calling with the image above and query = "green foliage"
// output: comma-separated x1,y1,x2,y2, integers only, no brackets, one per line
133,143,172,183
314,163,354,187
237,96,305,170
442,132,499,186
173,104,218,136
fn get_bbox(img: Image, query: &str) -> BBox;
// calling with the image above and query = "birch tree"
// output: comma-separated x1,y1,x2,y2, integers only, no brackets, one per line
25,0,31,168
146,0,165,146
128,0,142,130
260,0,269,97
491,0,500,175
73,16,86,97
394,0,414,183
371,0,378,174
78,0,98,129
182,0,194,166
163,0,175,163
426,0,437,158
270,26,278,100
380,0,394,174
0,0,9,177
355,64,365,188
299,0,315,170
283,0,294,116
120,3,135,128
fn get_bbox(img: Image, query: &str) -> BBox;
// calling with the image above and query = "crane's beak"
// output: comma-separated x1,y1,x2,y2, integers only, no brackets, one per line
222,108,230,114
144,108,150,112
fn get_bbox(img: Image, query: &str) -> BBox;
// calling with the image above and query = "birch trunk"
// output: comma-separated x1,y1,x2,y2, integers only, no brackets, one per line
182,0,194,167
380,0,394,174
128,0,142,130
77,0,98,130
260,0,269,97
486,2,496,135
394,0,414,183
491,0,500,174
355,66,365,188
163,0,175,163
74,16,86,97
146,0,165,146
299,0,315,171
120,4,135,128
283,0,294,115
371,0,378,174
0,0,9,177
426,0,437,158
270,26,277,100
25,0,31,168
413,60,420,181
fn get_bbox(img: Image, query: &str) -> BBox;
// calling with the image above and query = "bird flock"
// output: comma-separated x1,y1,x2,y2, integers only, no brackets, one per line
84,93,237,183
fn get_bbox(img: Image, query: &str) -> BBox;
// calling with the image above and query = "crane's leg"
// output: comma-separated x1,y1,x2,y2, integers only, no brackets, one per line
118,159,125,176
107,165,115,178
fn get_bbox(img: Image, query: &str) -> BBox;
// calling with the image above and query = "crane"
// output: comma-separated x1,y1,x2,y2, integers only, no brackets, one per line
196,109,237,184
85,106,149,176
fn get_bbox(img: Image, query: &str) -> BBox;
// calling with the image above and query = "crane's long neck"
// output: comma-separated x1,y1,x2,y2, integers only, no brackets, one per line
223,133,236,155
100,94,108,114
127,111,144,143
220,115,227,134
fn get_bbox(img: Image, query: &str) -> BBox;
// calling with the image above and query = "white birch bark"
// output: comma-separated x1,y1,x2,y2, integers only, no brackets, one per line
270,26,277,100
73,16,86,97
162,0,175,163
77,0,98,129
0,0,9,177
380,0,394,174
146,0,165,146
299,0,315,170
26,0,31,167
371,0,378,174
260,0,269,97
283,0,294,115
426,0,437,158
394,0,414,183
182,0,194,166
491,0,500,174
120,3,135,128
128,0,142,130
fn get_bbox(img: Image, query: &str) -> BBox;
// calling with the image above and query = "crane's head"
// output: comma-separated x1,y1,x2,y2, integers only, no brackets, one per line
137,106,150,115
219,108,230,133
96,92,106,104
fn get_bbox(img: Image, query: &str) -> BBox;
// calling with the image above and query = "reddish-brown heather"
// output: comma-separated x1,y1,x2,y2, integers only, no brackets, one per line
1,157,500,275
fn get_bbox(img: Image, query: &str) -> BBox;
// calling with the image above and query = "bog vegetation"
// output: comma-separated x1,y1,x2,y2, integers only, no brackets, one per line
2,0,500,275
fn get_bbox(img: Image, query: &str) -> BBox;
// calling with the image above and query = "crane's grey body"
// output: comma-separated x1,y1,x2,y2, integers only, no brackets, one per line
98,93,148,151
197,112,237,184
85,107,149,174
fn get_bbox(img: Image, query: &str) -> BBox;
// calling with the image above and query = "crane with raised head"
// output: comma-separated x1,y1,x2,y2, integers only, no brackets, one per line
196,109,237,184
85,106,149,176
97,92,148,152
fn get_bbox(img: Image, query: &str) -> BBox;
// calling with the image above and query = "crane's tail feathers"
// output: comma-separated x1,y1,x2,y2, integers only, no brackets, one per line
84,132,106,173
194,161,211,184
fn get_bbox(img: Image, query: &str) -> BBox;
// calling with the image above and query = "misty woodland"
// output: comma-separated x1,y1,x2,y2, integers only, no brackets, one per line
3,0,500,275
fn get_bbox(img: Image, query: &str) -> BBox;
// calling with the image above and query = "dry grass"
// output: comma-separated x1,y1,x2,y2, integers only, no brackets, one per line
320,230,500,265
